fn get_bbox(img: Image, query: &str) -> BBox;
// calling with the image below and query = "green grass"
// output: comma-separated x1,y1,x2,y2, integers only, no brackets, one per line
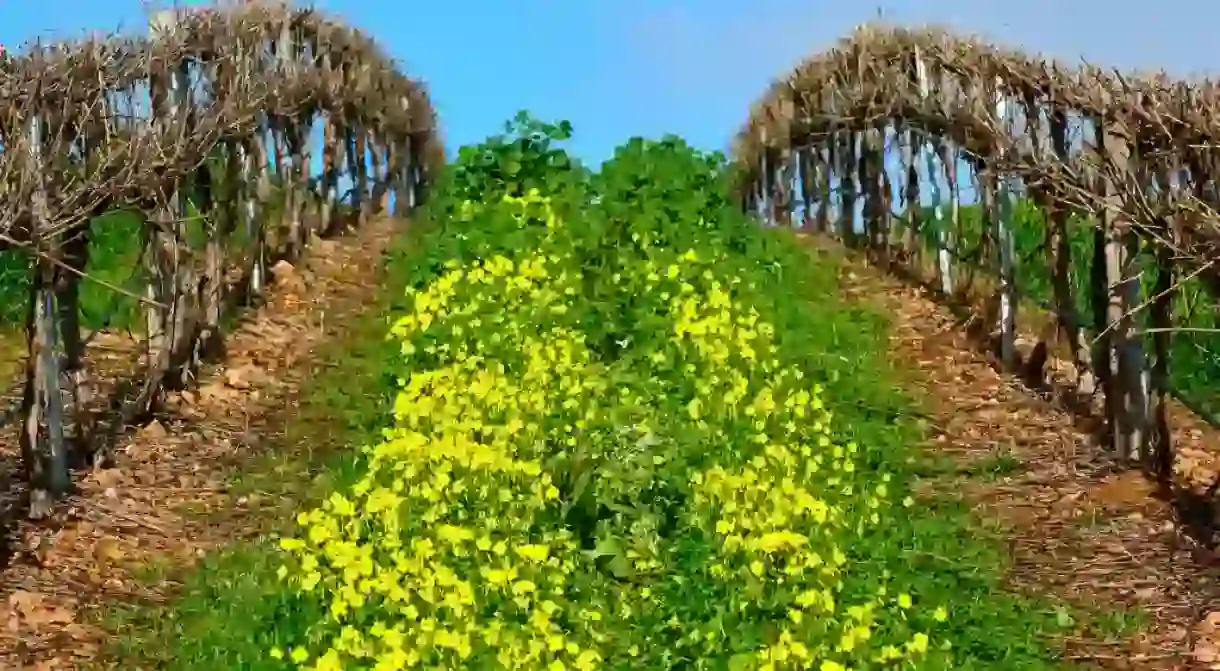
92,223,1136,670
0,170,283,341
0,210,147,334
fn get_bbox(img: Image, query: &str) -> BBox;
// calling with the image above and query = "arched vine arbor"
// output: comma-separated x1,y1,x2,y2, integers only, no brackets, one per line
0,1,440,517
734,24,1220,493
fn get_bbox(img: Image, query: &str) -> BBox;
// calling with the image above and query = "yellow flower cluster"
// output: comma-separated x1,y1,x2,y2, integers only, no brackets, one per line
272,191,946,669
654,251,940,669
273,196,610,669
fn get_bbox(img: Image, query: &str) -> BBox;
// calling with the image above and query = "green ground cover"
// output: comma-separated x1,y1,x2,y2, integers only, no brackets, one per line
98,117,1119,670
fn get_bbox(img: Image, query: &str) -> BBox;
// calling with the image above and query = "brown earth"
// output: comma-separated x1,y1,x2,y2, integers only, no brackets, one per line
801,236,1220,670
0,217,402,670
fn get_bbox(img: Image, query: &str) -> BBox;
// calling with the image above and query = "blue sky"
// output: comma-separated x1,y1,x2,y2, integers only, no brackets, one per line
4,0,1220,167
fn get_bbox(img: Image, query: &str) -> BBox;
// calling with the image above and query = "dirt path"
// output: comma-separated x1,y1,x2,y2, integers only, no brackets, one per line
0,218,403,670
805,240,1220,670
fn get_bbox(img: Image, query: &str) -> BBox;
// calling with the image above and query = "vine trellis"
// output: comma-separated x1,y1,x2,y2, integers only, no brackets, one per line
0,0,440,517
734,23,1220,502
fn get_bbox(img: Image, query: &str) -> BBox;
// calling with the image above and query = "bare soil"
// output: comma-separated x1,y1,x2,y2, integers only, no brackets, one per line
803,236,1220,670
0,218,401,670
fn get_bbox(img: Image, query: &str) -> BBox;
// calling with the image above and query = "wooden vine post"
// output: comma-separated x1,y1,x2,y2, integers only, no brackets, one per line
766,146,779,227
775,145,795,228
147,10,170,370
901,122,920,260
208,135,242,358
824,93,845,240
228,31,262,297
248,127,271,295
941,140,962,296
825,132,840,238
1097,113,1147,461
150,12,197,391
1149,160,1178,480
21,102,71,517
415,132,431,209
388,132,403,218
399,96,419,215
316,48,336,231
779,95,797,229
922,137,947,292
750,159,763,220
758,127,772,226
343,126,366,229
142,65,168,381
993,79,1017,370
355,128,372,228
370,132,389,214
321,114,344,234
294,88,313,246
408,133,420,212
913,48,954,295
814,143,830,232
405,132,418,211
862,126,886,263
856,132,873,248
199,52,226,363
1022,95,1056,386
841,133,858,246
878,137,894,249
1045,106,1096,397
276,16,304,259
796,147,814,230
57,226,90,451
57,92,94,458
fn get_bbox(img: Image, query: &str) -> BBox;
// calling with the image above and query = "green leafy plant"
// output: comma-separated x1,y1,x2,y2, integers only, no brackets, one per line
444,110,582,205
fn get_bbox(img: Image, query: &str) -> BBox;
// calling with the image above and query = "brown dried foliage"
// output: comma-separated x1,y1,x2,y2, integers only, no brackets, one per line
0,0,439,247
733,23,1220,270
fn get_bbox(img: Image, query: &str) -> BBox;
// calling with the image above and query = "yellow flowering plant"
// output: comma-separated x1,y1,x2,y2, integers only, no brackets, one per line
271,197,948,670
265,122,1068,670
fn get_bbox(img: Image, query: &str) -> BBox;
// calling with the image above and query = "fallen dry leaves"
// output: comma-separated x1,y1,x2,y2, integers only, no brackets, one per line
0,218,402,669
812,239,1220,671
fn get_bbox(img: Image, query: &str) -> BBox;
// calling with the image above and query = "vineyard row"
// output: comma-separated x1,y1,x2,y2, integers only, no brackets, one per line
736,24,1220,496
0,1,440,518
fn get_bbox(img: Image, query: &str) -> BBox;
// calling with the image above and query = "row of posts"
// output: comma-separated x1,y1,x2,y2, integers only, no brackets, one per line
14,17,431,515
743,50,1178,479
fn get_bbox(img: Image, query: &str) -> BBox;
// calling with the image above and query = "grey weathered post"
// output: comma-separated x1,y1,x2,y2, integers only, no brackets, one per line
23,105,69,517
994,78,1017,369
915,48,954,295
150,9,197,388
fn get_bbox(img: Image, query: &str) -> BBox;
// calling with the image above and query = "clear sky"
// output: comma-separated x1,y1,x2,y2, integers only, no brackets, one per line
3,0,1219,166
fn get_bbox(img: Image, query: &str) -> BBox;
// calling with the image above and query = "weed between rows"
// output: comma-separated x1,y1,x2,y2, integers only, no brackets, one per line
98,237,1110,670
95,119,1136,670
